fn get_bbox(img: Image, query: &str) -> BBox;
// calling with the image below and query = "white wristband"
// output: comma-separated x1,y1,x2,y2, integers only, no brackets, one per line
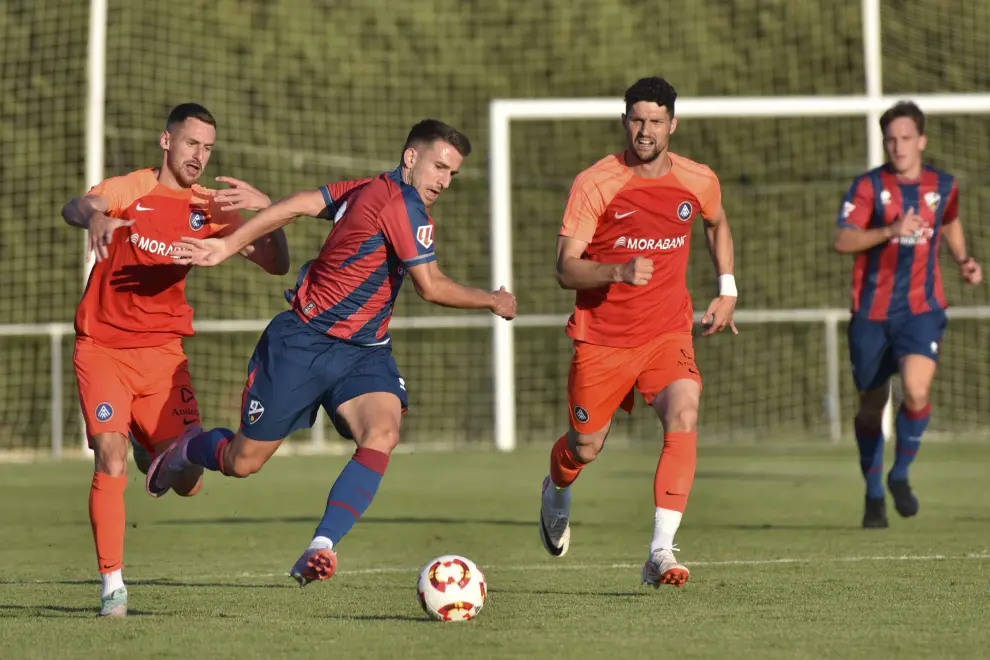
718,274,737,298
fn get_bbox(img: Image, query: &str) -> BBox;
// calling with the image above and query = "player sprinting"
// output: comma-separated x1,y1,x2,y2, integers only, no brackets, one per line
538,77,738,588
833,101,981,528
146,119,517,586
61,103,289,617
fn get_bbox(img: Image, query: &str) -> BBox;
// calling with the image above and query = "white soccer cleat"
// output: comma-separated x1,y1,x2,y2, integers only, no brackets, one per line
539,475,571,557
145,425,201,498
641,547,690,589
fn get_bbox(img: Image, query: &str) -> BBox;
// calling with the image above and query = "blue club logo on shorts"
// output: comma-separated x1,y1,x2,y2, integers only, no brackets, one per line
189,210,206,231
677,201,693,221
95,402,114,422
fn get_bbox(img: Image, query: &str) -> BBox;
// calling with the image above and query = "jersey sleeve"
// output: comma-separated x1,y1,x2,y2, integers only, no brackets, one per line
559,172,606,243
696,170,722,219
318,178,375,221
837,176,875,230
381,188,436,268
86,172,147,217
942,179,959,225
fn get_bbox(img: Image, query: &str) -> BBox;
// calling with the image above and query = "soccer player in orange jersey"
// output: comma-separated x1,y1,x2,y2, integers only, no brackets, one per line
538,77,738,588
61,103,289,617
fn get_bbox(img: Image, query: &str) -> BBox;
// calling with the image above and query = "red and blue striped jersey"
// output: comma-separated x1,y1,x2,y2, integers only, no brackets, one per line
287,168,437,345
837,164,959,320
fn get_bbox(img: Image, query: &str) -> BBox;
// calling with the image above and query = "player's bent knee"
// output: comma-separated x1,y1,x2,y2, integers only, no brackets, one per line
664,405,698,433
902,387,930,411
173,466,205,496
91,433,129,477
567,426,608,463
357,425,401,455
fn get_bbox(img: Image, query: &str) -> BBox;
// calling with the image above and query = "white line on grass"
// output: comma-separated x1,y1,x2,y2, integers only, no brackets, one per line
12,553,990,585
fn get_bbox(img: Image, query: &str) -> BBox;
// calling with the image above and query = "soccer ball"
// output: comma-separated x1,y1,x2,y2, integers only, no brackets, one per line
417,554,487,622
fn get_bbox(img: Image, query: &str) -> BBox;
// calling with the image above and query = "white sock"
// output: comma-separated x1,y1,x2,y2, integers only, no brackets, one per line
650,507,683,554
309,536,334,551
101,569,124,598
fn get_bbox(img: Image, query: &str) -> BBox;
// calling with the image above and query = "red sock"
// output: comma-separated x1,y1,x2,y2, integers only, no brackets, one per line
89,473,127,573
654,432,697,513
549,435,584,487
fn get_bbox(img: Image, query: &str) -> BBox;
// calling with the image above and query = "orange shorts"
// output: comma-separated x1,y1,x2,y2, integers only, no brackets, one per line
74,337,201,455
567,332,702,433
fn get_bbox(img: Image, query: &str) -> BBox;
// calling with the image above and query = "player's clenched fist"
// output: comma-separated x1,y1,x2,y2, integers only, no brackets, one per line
617,257,653,286
491,286,517,320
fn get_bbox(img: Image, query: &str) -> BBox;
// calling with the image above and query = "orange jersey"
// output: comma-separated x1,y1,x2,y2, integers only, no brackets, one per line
74,169,241,348
560,152,721,348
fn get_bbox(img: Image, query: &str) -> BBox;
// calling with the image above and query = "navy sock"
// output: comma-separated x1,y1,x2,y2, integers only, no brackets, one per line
184,427,235,472
855,418,885,499
314,448,389,546
890,403,930,481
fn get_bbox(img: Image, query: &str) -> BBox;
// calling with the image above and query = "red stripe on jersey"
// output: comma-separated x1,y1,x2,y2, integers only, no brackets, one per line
867,174,902,320
326,274,393,341
908,170,940,314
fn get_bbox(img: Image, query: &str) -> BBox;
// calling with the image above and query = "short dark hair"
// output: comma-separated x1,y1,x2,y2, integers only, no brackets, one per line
166,103,217,131
624,77,678,116
403,119,472,157
880,101,925,136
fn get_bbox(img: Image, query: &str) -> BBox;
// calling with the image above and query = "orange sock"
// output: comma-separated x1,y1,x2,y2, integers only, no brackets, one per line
89,472,127,574
549,435,584,488
654,432,697,512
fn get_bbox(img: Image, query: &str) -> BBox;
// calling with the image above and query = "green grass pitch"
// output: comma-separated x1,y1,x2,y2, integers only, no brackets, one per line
1,443,988,659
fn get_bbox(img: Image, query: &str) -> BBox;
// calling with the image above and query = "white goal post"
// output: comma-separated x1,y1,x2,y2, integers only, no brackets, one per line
487,0,990,452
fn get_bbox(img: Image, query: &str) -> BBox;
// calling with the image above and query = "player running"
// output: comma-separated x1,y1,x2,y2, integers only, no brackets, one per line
833,101,981,528
538,77,737,588
147,119,517,586
62,103,289,617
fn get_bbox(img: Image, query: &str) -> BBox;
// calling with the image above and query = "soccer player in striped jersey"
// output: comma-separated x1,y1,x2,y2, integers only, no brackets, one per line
147,119,516,585
833,101,981,528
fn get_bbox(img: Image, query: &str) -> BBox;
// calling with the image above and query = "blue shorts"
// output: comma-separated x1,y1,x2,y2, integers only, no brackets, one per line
239,310,408,441
847,309,946,392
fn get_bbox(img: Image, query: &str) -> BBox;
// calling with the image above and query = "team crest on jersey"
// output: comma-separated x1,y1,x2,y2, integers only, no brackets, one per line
416,225,434,249
189,210,206,231
573,405,589,424
677,201,693,221
880,190,892,206
95,402,114,422
842,201,856,218
924,192,941,212
246,399,265,425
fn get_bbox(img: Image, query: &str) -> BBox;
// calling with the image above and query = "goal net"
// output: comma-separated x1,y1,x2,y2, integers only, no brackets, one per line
0,0,988,454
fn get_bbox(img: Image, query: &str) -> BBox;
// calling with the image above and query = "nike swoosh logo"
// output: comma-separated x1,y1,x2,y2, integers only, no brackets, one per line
136,203,153,211
183,417,198,425
615,211,636,219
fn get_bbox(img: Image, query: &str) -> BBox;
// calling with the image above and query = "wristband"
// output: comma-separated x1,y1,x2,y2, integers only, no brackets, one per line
718,274,737,297
957,256,973,266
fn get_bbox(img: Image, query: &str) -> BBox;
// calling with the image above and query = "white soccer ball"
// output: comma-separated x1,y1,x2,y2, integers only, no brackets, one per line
417,554,487,622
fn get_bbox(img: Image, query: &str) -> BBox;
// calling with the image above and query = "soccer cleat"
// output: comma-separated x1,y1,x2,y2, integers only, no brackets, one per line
862,496,889,528
145,425,201,498
99,586,127,617
289,548,338,587
887,475,919,518
539,476,571,557
642,547,690,588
